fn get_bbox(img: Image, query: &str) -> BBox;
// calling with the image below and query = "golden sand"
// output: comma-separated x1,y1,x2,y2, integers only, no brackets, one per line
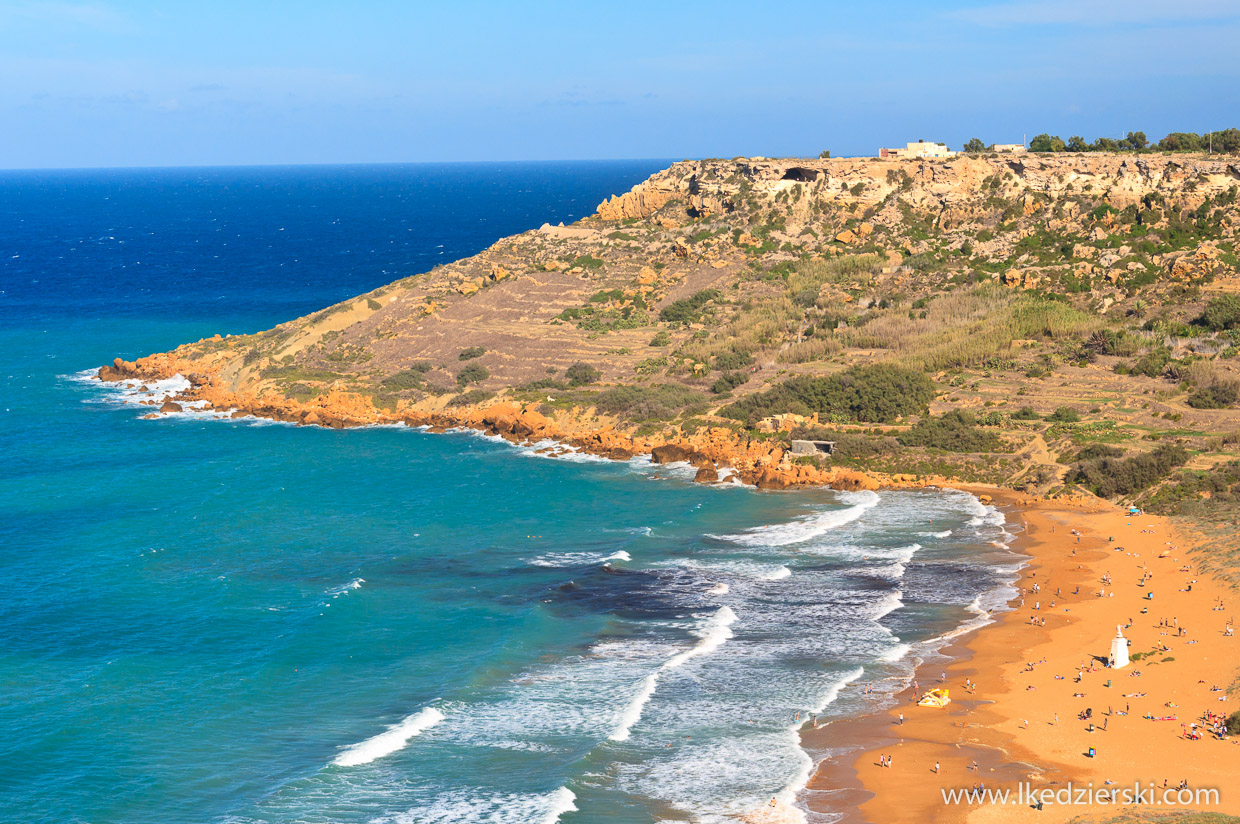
802,492,1240,823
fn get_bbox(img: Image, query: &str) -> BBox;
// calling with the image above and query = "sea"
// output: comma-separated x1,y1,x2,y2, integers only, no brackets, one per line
0,162,1022,824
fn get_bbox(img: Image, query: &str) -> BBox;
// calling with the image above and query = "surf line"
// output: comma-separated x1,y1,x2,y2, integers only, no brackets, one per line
609,606,737,742
332,705,445,767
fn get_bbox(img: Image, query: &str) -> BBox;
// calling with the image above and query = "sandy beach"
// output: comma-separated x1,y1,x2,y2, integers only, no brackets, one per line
803,489,1240,823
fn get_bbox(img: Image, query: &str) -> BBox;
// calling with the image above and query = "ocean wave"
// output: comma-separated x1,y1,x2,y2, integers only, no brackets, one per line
879,642,912,663
668,558,792,582
712,491,879,547
706,583,729,595
529,550,630,568
327,577,364,597
332,706,444,767
540,787,577,824
924,529,953,538
610,606,737,742
382,786,577,824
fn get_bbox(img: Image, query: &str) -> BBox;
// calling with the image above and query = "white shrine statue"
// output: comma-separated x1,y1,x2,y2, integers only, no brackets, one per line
1109,625,1129,669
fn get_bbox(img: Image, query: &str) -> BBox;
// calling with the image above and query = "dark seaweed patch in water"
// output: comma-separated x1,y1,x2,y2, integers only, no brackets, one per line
900,560,1002,608
540,564,708,622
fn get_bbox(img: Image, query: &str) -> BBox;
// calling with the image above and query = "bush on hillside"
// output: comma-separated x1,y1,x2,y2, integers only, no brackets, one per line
593,384,707,421
457,363,490,386
721,364,934,424
1200,295,1240,331
1187,379,1240,409
711,371,749,394
458,346,487,360
1047,406,1081,423
1067,443,1190,498
659,289,722,324
1129,348,1173,378
1011,406,1042,420
896,411,1005,452
565,362,601,387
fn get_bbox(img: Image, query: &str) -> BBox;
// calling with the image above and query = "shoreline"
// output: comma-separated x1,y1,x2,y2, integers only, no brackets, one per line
801,489,1240,824
88,366,1240,823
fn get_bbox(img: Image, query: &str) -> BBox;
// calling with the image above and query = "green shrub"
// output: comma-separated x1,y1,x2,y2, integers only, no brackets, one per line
659,288,722,324
897,411,1004,452
722,364,934,424
714,350,753,371
1228,710,1240,736
1047,406,1081,423
565,362,601,387
1011,406,1042,420
1201,295,1240,331
1130,347,1172,378
711,371,749,394
380,368,430,391
448,388,494,407
457,363,490,386
1074,443,1124,462
1068,443,1189,498
649,330,671,347
458,346,487,361
1187,379,1240,409
593,384,707,421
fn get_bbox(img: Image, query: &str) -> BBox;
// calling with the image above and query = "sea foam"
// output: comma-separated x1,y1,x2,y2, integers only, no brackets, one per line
714,490,879,547
333,706,445,767
609,606,737,742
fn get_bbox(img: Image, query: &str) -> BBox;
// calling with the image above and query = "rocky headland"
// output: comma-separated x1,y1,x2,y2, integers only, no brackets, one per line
98,152,1240,518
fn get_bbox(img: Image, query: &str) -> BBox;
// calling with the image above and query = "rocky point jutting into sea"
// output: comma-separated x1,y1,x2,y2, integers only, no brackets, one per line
97,152,1240,509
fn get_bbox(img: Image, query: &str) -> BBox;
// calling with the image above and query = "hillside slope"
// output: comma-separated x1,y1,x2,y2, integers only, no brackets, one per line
99,153,1240,512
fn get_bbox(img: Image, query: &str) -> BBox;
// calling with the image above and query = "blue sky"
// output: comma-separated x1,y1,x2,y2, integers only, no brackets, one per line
2,0,1238,167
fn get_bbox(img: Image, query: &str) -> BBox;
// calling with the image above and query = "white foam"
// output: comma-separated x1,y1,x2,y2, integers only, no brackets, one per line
540,787,577,824
927,529,953,538
871,590,905,622
332,706,444,767
604,550,632,563
766,565,792,581
327,577,364,597
879,642,912,663
706,583,730,595
610,606,737,742
713,491,879,547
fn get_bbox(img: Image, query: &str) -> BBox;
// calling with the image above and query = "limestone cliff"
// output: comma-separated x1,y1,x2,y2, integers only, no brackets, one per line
97,152,1240,499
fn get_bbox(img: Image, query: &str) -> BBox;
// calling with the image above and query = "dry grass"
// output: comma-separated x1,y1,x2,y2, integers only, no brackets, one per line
829,285,1103,370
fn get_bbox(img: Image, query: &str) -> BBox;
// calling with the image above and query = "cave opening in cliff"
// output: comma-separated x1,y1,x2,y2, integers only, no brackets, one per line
781,167,820,182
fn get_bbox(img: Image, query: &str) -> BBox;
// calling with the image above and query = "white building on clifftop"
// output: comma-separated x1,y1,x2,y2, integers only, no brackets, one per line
879,140,957,160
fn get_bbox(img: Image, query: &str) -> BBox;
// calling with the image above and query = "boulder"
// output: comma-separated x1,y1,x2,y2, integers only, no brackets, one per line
693,464,720,484
835,229,857,244
303,411,321,425
159,400,183,413
650,444,692,464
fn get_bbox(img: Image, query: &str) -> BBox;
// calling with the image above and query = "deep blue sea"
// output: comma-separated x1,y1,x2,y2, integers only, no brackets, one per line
0,163,1020,824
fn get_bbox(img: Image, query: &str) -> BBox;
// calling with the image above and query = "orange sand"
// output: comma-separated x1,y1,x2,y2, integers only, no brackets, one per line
803,491,1240,823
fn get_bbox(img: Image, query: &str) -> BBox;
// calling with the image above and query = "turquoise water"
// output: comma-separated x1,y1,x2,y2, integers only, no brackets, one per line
0,164,1019,824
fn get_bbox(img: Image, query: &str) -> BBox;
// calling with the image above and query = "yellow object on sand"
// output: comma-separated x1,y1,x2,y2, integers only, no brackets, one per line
918,688,951,707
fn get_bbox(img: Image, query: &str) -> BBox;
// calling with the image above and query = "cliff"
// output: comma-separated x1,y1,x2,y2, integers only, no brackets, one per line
97,153,1240,507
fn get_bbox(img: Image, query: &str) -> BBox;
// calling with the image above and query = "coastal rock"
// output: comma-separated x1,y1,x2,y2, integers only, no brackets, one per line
693,464,719,484
651,444,692,464
159,400,183,413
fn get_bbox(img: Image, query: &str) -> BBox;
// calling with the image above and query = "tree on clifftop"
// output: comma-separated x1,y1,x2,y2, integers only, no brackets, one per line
963,138,986,153
1029,134,1065,152
1066,135,1089,152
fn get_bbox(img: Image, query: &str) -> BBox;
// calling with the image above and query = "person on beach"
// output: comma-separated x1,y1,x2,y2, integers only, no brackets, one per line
935,761,940,774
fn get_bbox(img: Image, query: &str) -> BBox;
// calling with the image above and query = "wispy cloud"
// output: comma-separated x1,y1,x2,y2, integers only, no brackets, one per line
0,1,131,31
947,0,1240,26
